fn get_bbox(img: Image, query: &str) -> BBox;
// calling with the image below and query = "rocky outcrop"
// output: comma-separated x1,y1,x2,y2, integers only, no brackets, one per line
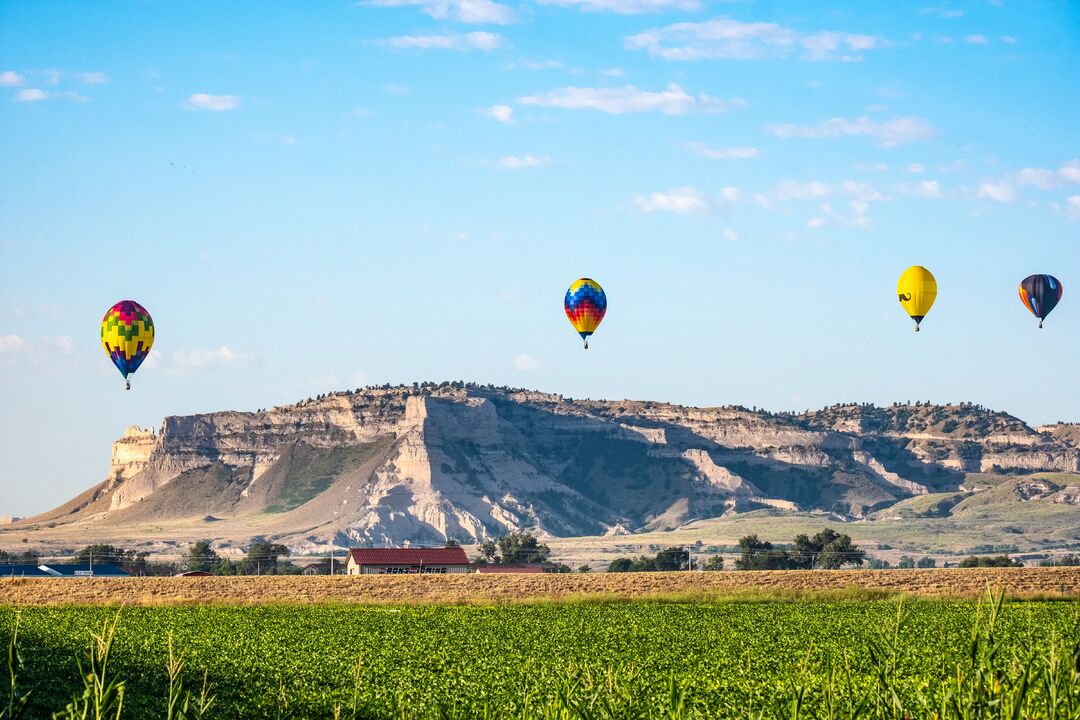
27,385,1080,551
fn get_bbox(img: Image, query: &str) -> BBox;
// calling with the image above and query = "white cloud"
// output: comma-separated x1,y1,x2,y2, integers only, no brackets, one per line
764,116,936,147
498,154,550,169
13,88,87,102
518,83,744,115
507,59,565,71
173,346,251,369
775,180,832,200
599,68,625,77
513,353,540,372
75,72,109,84
634,186,708,213
1066,196,1080,220
1016,167,1057,190
385,32,503,51
916,7,963,18
722,228,738,241
360,0,514,23
686,142,759,159
1059,160,1080,183
40,336,75,354
975,180,1017,203
540,0,700,14
14,88,46,102
625,18,888,61
906,162,925,173
480,104,514,123
753,193,771,209
185,93,241,111
383,83,411,94
1001,35,1017,44
718,186,742,203
0,335,26,353
0,71,23,87
807,217,828,228
896,180,944,198
840,180,889,201
965,34,989,45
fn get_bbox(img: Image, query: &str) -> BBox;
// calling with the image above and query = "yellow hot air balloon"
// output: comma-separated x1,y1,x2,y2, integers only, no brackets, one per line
897,266,937,332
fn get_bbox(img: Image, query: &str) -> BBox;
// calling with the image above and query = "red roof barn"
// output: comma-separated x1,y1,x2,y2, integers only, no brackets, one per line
345,547,471,575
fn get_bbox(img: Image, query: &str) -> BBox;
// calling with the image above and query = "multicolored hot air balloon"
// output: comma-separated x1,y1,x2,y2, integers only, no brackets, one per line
1019,274,1063,329
564,278,606,349
101,300,154,390
897,266,937,332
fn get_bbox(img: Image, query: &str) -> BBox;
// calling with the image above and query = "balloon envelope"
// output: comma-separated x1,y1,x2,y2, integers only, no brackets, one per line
1019,274,1062,324
101,300,154,379
564,278,606,342
897,266,937,329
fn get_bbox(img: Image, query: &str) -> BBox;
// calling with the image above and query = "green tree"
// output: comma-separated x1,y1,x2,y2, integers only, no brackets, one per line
702,555,724,571
792,529,865,570
652,547,689,571
186,540,220,573
959,555,1022,568
577,564,591,573
74,544,149,575
496,532,551,565
735,535,788,570
240,542,290,575
867,558,891,569
607,558,633,573
897,555,916,569
917,556,937,568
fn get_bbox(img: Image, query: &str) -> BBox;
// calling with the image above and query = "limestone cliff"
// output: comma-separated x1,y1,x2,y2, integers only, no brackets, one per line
18,385,1080,551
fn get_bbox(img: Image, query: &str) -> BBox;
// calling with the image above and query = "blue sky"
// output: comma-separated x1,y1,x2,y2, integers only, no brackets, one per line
1,1,1079,516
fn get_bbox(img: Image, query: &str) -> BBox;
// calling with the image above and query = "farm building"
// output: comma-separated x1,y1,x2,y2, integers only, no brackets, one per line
345,547,471,575
475,565,545,574
2,563,129,577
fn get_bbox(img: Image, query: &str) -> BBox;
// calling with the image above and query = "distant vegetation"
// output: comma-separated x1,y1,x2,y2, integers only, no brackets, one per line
959,555,1024,568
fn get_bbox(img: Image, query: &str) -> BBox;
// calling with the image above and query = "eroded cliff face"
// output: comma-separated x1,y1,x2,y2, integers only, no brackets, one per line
40,386,1080,550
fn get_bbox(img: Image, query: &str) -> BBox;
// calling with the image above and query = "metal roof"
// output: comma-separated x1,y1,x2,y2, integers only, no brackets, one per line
346,547,470,566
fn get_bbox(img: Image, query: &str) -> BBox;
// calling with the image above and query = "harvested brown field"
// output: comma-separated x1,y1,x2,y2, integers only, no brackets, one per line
0,567,1078,606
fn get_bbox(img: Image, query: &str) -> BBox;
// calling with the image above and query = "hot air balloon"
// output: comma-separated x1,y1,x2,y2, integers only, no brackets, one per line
1019,274,1063,329
564,278,606,349
101,300,154,390
897,266,937,332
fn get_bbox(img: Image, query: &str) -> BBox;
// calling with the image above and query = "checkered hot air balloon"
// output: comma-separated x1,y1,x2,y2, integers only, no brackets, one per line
1019,274,1063,329
564,278,606,349
101,300,154,390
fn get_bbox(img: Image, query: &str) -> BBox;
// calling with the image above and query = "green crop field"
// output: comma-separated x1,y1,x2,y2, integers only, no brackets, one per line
2,595,1079,719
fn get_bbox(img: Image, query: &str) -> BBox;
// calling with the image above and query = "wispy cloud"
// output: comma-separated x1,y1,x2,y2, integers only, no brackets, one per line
359,0,514,24
0,71,23,87
539,0,701,14
634,186,708,213
13,88,87,102
498,154,550,169
75,72,109,84
384,32,503,51
686,142,759,159
895,180,944,198
1014,160,1080,189
916,6,963,18
764,116,936,147
184,93,241,111
1066,196,1080,221
965,34,989,45
625,18,887,61
975,180,1017,203
173,346,251,369
40,336,75,354
513,353,539,371
480,104,514,123
518,84,744,115
0,335,26,353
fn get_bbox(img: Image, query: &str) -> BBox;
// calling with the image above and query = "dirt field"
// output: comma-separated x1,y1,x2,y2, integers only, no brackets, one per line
0,567,1077,606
